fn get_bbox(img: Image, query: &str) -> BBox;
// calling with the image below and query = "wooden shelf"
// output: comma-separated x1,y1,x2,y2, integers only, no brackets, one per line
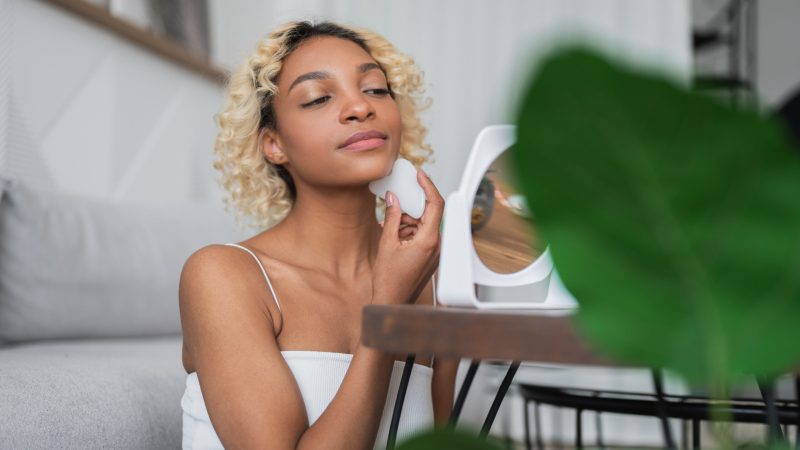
41,0,228,85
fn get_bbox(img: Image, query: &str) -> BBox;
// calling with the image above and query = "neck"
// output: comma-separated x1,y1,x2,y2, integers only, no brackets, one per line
273,185,383,281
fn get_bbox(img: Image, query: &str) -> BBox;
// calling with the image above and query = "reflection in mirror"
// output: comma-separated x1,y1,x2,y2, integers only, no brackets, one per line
470,146,547,273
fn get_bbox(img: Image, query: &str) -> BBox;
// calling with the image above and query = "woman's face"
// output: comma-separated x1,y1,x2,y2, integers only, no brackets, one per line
264,35,403,188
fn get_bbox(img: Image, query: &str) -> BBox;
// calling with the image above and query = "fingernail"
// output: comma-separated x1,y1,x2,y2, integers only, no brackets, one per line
386,191,394,207
419,168,428,178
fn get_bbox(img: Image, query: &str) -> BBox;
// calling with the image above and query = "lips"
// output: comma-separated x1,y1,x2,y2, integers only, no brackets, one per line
339,129,387,149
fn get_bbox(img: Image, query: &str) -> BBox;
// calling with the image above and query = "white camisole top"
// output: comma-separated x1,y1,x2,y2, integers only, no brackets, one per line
181,243,436,450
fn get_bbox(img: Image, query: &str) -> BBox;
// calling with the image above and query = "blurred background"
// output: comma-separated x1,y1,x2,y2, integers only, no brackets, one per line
1,0,695,207
3,0,798,217
1,0,798,448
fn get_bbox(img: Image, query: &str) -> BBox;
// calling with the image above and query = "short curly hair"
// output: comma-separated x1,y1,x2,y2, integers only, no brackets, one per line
212,19,434,231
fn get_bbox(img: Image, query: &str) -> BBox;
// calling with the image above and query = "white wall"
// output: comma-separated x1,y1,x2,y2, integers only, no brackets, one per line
754,0,799,107
208,0,691,199
0,0,227,207
0,0,691,211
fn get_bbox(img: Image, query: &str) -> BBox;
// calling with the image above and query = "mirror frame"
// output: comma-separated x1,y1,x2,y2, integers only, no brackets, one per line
461,125,553,285
437,125,577,310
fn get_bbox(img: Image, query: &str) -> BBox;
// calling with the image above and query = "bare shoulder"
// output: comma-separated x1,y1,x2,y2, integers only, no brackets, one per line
180,244,282,340
181,242,267,281
178,243,307,448
179,244,242,297
180,243,251,290
179,244,243,320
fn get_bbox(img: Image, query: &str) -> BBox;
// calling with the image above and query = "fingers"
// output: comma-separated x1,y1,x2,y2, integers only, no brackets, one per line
379,190,402,246
415,168,445,240
400,213,420,226
399,226,416,240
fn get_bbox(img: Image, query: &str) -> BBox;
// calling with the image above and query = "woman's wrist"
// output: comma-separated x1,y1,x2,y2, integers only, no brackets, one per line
355,336,395,368
369,289,393,305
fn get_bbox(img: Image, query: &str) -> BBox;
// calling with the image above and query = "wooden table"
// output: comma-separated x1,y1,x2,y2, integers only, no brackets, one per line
362,304,615,365
362,305,800,449
361,304,621,449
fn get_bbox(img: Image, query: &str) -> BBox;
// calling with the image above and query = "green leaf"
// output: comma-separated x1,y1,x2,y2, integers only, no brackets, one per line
394,427,505,450
510,45,800,386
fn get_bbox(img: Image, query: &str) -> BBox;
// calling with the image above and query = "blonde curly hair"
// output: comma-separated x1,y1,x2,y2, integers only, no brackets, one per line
212,19,434,231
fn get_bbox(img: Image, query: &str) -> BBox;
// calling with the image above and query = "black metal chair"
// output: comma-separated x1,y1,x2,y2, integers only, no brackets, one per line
518,370,800,450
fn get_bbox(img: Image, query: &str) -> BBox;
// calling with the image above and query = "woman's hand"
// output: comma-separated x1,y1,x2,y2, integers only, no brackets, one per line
372,169,444,306
379,213,421,241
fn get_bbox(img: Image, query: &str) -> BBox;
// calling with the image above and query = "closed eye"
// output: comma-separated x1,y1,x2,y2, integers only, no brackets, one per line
367,88,392,96
302,96,330,108
301,88,392,108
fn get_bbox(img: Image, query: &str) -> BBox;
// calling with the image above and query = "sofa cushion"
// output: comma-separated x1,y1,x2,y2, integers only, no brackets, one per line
0,175,249,345
0,336,185,449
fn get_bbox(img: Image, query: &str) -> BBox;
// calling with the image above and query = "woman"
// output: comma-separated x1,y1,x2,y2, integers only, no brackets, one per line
178,20,459,450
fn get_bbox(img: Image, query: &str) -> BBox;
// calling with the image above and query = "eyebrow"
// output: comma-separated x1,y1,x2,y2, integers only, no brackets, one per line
287,62,383,94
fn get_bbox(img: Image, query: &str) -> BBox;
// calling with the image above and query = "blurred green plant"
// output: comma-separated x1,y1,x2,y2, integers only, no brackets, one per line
508,44,800,446
399,44,799,450
394,426,505,450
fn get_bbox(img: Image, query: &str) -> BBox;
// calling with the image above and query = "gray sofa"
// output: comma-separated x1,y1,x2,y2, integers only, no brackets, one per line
0,176,247,449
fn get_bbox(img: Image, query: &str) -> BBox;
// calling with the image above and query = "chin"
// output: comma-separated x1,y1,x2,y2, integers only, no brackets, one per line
339,149,397,180
369,152,395,171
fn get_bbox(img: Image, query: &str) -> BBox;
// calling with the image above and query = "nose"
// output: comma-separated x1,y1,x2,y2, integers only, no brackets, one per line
339,90,376,123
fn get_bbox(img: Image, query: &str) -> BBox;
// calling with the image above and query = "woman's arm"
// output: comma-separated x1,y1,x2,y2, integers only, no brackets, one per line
296,341,397,450
412,270,461,427
180,245,398,450
431,356,459,427
430,282,483,426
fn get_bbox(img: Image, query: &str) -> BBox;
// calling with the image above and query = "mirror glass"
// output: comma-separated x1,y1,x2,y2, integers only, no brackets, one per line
470,146,547,273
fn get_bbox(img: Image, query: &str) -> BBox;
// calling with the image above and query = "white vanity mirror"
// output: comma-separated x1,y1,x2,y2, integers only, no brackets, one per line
437,125,578,311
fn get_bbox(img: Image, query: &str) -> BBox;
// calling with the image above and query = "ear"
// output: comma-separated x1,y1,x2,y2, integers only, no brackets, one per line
260,129,288,165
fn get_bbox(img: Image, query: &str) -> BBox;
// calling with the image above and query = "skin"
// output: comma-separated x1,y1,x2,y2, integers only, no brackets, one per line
179,36,459,450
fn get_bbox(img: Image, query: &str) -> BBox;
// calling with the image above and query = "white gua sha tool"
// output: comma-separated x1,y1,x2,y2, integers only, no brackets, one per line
369,158,427,219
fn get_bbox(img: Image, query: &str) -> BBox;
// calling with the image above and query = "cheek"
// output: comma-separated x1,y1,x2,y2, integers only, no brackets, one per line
386,102,403,142
280,114,330,155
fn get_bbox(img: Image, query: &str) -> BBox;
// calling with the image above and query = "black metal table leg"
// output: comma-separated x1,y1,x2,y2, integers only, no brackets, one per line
534,402,544,450
758,376,785,444
795,375,799,450
682,419,688,450
652,368,676,449
523,399,532,450
386,353,416,450
449,359,481,427
596,411,605,450
479,360,521,439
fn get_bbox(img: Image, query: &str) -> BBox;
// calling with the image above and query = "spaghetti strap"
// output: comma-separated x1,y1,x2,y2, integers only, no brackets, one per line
431,273,438,367
431,273,437,307
223,243,284,320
